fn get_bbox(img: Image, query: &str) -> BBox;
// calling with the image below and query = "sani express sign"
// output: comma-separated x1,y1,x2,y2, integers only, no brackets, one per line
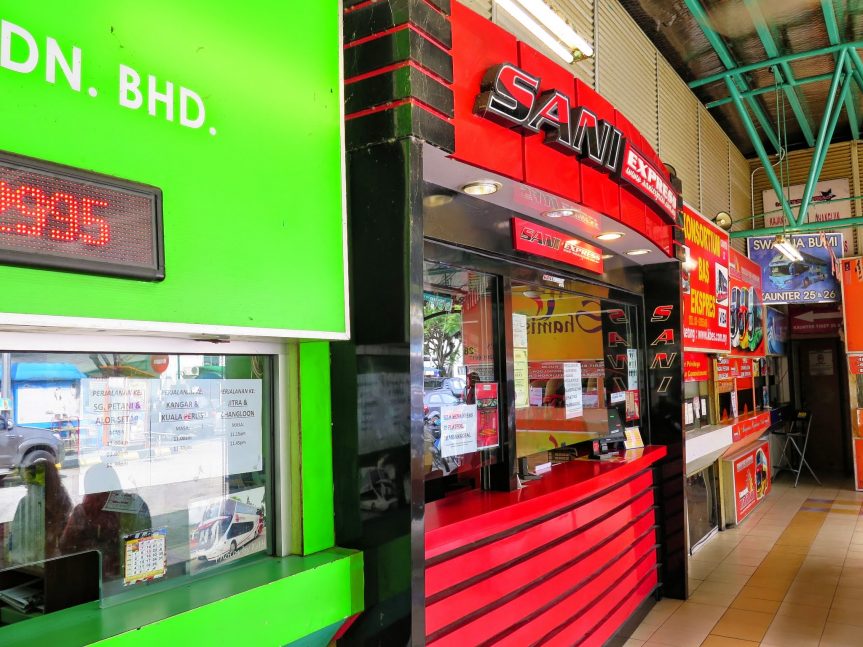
0,5,347,337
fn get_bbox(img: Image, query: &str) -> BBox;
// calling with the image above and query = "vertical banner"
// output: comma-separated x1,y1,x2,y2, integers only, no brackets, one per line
747,233,843,304
729,249,765,357
681,205,730,352
841,257,863,352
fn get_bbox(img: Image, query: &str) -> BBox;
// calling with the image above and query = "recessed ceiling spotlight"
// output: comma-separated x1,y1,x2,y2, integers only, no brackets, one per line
596,231,625,241
461,180,501,196
544,208,576,218
601,254,614,259
626,249,651,256
423,194,454,208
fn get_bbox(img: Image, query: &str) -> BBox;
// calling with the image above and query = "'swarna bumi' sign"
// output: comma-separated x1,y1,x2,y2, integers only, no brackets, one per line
474,63,678,222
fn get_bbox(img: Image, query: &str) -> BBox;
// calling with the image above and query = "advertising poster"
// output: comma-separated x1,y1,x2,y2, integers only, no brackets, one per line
747,233,843,304
188,487,266,573
841,258,863,352
728,441,771,524
729,249,766,357
683,352,710,382
762,178,851,227
563,362,583,419
475,383,499,449
766,308,788,356
440,404,478,457
681,205,730,352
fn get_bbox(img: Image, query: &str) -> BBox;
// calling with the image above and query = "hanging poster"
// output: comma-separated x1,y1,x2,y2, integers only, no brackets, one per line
563,362,583,419
765,308,788,356
681,205,730,353
729,249,765,357
747,233,843,304
841,258,863,352
762,178,851,227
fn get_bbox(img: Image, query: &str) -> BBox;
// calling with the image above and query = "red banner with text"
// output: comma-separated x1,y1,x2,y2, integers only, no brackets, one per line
681,205,730,353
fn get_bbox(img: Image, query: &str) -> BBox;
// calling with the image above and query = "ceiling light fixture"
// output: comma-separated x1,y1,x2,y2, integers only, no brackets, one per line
773,234,803,262
461,180,501,196
495,0,575,64
626,249,651,256
596,231,625,241
601,254,614,260
681,245,698,272
423,194,454,208
514,0,594,58
544,208,576,218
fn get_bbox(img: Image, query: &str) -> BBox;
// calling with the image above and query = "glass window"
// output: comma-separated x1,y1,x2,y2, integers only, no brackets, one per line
423,262,501,500
0,351,271,614
511,282,642,470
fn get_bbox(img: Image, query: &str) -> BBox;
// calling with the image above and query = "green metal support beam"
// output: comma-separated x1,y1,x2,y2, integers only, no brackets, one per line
690,42,863,89
706,72,834,108
724,77,795,225
684,0,781,152
744,0,815,147
730,216,863,238
796,51,850,225
822,0,859,140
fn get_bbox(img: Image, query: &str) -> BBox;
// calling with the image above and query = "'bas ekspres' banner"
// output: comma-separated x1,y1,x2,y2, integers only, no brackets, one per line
681,205,729,353
747,233,843,304
730,249,765,357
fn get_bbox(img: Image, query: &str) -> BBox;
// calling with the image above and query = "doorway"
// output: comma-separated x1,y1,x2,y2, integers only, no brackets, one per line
794,338,851,475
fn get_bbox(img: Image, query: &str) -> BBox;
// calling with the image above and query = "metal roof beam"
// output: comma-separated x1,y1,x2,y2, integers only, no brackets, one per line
745,0,815,147
729,216,863,238
797,52,851,225
690,42,863,88
684,0,781,152
822,0,859,140
706,73,835,108
724,77,795,226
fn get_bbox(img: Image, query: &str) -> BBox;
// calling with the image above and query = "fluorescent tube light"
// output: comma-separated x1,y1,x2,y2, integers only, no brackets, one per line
514,0,594,57
773,235,803,262
496,0,575,64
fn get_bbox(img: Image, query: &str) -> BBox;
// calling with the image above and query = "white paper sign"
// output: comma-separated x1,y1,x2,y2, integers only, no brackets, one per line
512,313,528,349
610,391,626,404
440,404,478,458
529,387,544,406
762,178,851,227
627,349,639,391
563,362,583,419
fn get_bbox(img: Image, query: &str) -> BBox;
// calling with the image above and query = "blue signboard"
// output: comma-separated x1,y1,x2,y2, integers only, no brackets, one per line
765,307,787,356
747,233,843,304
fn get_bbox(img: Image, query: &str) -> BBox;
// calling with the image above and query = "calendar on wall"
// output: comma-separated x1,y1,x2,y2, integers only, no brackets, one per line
124,528,168,586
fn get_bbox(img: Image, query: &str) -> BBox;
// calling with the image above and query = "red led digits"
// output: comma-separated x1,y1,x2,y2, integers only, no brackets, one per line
80,197,110,246
48,192,80,242
0,181,110,245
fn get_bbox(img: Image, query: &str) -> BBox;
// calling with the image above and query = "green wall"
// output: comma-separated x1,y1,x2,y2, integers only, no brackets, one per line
0,2,346,334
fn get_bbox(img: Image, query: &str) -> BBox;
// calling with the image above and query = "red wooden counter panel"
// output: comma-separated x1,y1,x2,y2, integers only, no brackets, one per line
425,446,666,646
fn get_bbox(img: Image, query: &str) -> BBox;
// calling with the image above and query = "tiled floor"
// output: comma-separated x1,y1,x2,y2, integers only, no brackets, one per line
625,474,863,647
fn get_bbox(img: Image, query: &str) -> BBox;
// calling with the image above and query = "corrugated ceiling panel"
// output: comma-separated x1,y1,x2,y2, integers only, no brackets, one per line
657,57,699,207
730,146,751,233
596,1,658,149
698,106,730,221
460,0,492,18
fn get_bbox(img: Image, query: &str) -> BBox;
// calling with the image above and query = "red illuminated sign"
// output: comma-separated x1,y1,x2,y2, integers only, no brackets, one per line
0,153,163,280
620,142,677,222
511,217,603,274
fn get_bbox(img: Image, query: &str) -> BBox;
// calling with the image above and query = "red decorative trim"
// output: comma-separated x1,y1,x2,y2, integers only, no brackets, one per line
345,97,452,122
345,60,452,88
343,20,451,52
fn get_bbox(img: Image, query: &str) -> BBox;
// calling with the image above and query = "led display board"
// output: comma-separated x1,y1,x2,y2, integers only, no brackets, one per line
0,153,162,280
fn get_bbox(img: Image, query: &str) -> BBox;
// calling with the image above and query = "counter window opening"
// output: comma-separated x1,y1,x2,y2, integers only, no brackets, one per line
0,350,274,618
423,258,648,501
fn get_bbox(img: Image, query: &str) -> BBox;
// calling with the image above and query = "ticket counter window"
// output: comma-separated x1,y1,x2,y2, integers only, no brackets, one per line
423,262,502,501
0,352,272,621
511,283,642,470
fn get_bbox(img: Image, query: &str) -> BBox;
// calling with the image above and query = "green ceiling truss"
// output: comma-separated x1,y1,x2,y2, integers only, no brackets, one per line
685,0,863,236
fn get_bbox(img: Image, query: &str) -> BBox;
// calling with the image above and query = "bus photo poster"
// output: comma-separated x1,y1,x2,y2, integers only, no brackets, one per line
747,233,843,304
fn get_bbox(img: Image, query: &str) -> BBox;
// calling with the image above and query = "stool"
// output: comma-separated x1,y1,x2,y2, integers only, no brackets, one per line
772,409,820,487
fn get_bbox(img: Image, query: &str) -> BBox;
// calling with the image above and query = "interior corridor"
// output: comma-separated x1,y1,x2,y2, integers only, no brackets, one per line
625,474,863,647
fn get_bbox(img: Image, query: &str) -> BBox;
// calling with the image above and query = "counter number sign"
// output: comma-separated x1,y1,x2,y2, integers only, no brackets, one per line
0,153,163,280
